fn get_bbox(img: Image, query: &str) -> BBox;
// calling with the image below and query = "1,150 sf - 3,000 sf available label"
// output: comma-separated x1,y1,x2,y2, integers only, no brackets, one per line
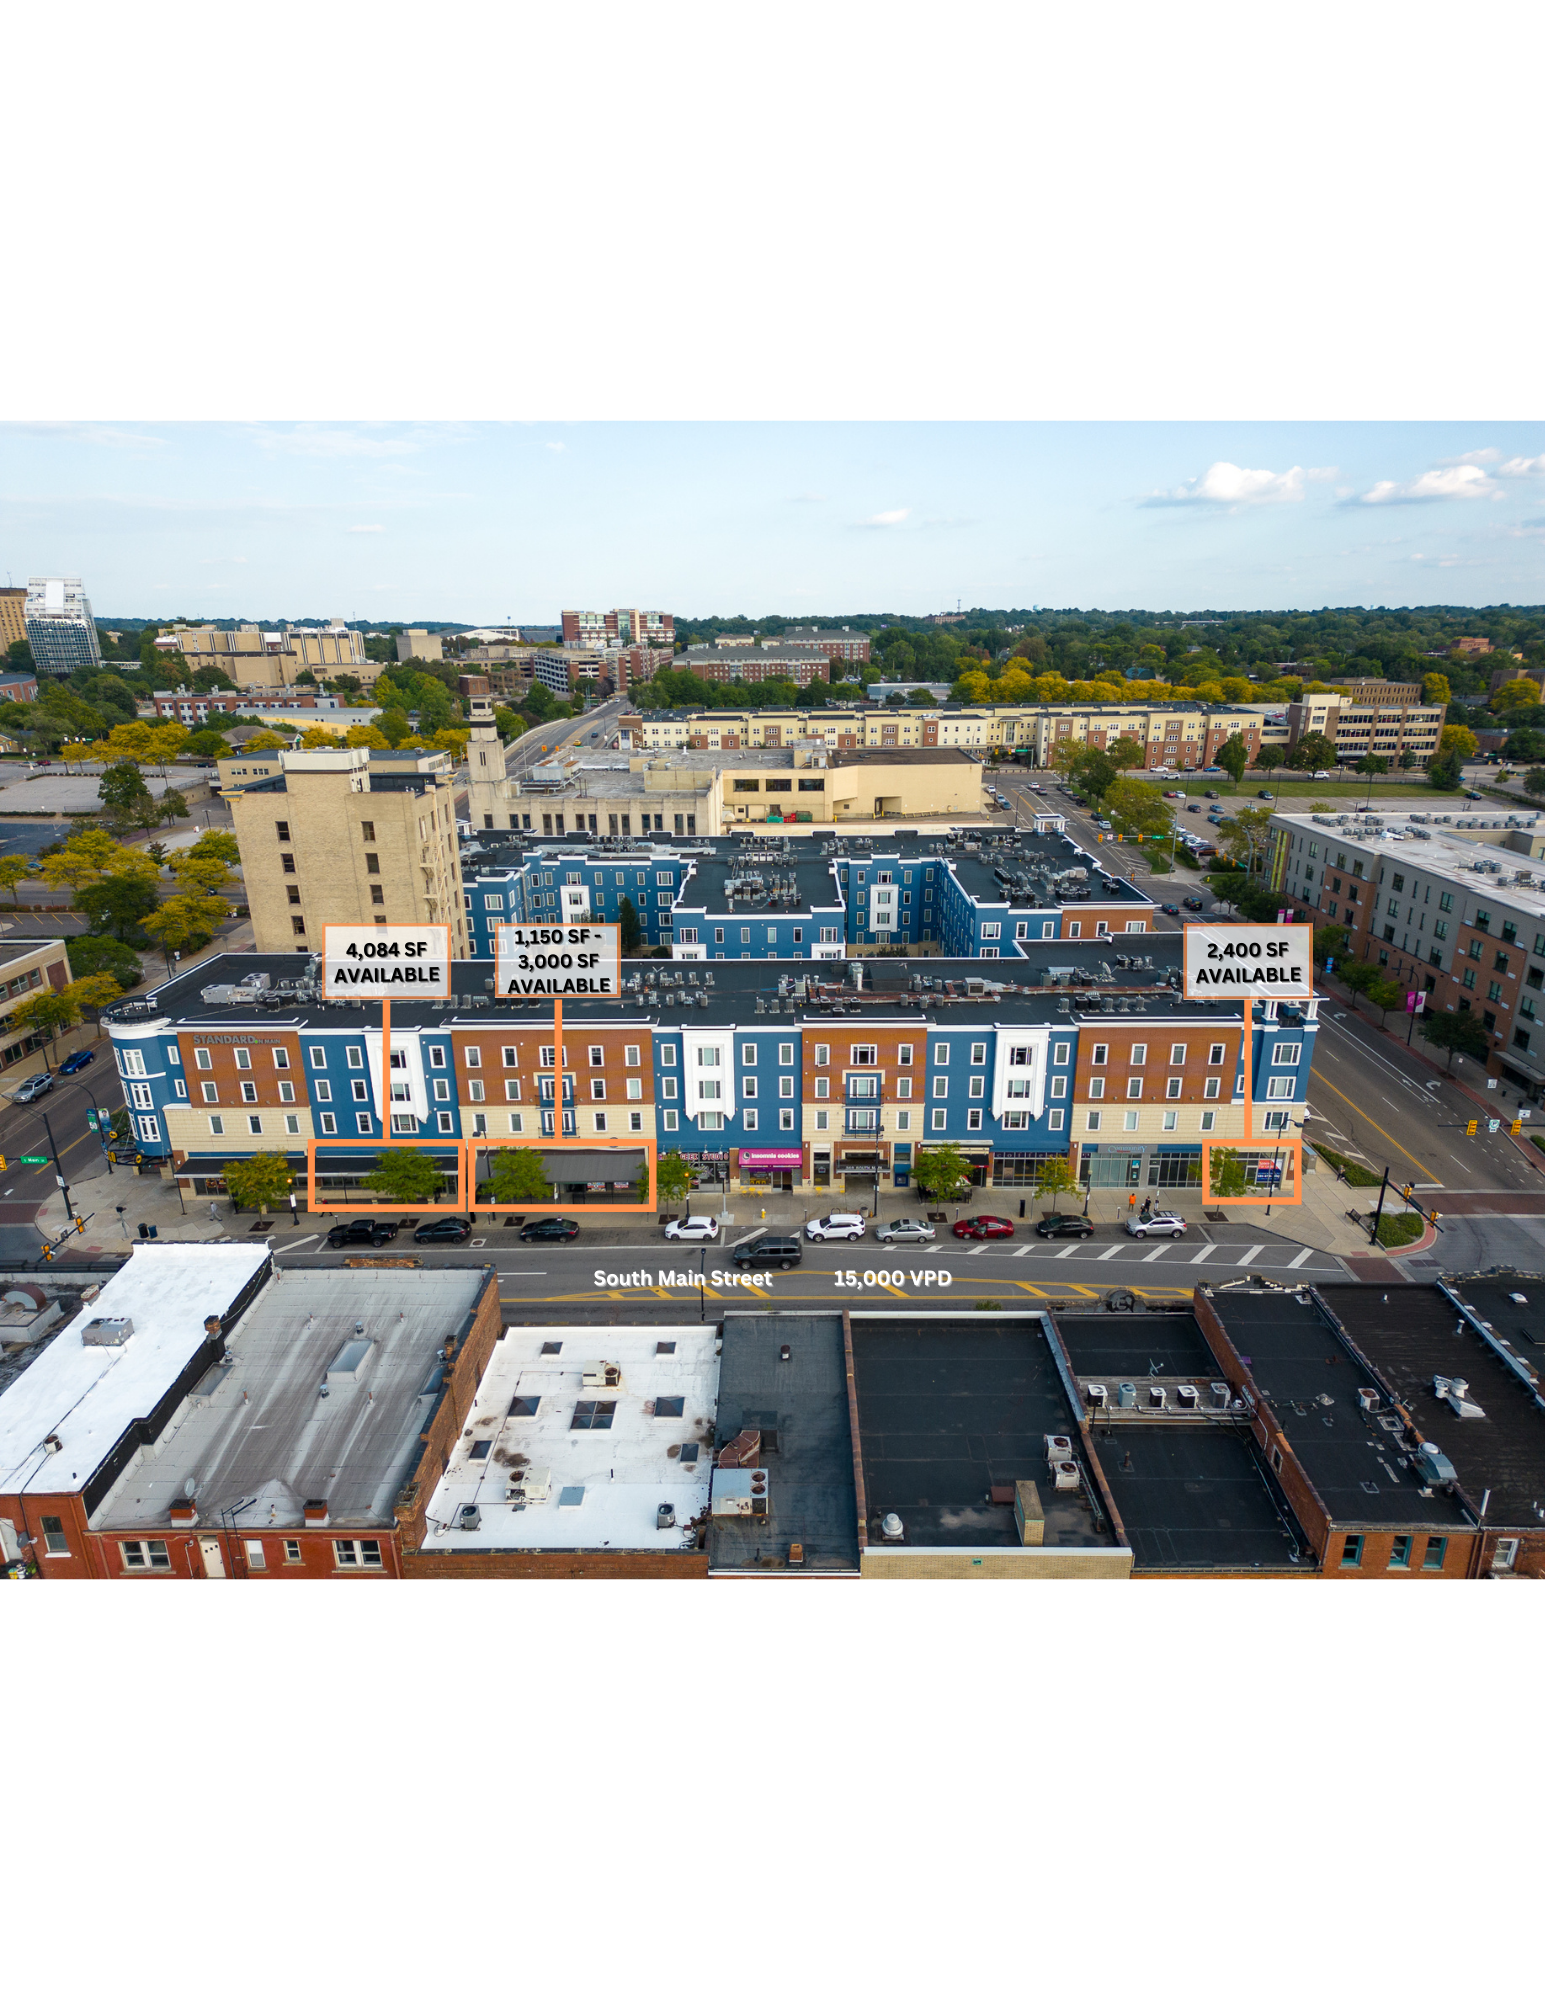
322,925,450,996
494,923,621,998
1183,923,1313,997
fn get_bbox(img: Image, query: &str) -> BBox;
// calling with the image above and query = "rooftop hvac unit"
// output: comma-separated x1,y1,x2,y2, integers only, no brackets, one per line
1176,1384,1199,1410
81,1316,135,1347
1356,1387,1380,1412
1146,1386,1167,1410
1044,1433,1074,1464
1117,1382,1137,1410
581,1363,622,1390
456,1504,482,1533
1052,1461,1081,1493
1210,1382,1231,1409
1084,1382,1109,1409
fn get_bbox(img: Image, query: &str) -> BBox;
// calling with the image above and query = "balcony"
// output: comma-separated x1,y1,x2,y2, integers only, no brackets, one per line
845,1108,880,1135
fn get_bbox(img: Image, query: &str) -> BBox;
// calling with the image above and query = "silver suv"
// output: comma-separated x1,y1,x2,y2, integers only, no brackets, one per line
805,1213,867,1242
1124,1210,1188,1238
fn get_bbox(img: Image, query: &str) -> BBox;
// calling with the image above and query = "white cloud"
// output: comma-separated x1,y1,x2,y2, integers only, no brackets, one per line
545,441,565,453
1145,461,1305,507
1438,447,1501,466
247,424,439,460
1305,465,1339,481
1499,453,1545,477
1409,552,1468,568
1359,463,1499,503
13,422,168,451
788,491,826,503
857,507,910,527
346,524,385,534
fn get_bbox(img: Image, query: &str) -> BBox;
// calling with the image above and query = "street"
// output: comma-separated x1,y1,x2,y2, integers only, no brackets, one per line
0,1056,127,1260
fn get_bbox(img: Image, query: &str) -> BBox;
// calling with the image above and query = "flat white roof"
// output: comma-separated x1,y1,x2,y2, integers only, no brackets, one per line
420,1326,718,1552
1274,809,1545,918
0,1245,271,1497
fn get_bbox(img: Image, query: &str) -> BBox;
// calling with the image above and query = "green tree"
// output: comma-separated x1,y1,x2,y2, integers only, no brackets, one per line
1069,747,1118,798
77,873,160,944
1419,1007,1489,1071
375,705,414,747
63,973,126,1036
1254,744,1286,772
1106,736,1146,771
1312,923,1349,967
655,1149,692,1208
99,760,154,825
1355,754,1388,776
1439,723,1479,762
1215,734,1250,787
492,705,526,743
182,728,231,759
11,987,81,1060
223,1151,294,1215
187,829,241,870
66,935,143,989
141,891,227,958
914,1142,972,1201
363,1148,446,1204
0,854,36,906
1036,1157,1078,1213
1289,731,1337,773
1422,673,1451,706
1524,768,1545,798
155,788,190,827
1103,776,1173,843
481,1147,554,1205
1220,805,1276,875
1426,751,1464,792
618,894,643,953
1209,1148,1249,1199
1364,973,1404,1024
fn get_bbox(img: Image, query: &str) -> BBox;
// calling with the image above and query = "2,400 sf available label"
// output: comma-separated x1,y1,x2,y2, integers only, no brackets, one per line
495,923,620,998
1183,923,1313,997
323,925,450,996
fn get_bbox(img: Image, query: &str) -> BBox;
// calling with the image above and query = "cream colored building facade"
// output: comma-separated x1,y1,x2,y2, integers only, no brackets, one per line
227,745,468,956
171,623,380,689
0,587,26,656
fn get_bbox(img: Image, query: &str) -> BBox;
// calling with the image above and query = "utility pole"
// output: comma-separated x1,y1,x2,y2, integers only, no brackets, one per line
40,1108,73,1223
1367,1164,1390,1246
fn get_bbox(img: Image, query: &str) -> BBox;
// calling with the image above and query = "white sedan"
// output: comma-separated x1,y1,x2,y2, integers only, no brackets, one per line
875,1218,936,1244
663,1215,720,1242
805,1213,868,1242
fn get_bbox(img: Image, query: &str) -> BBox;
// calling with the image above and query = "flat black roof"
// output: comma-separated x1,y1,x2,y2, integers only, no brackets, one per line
710,1312,858,1573
1328,1279,1545,1530
848,1313,1116,1550
1091,1425,1310,1572
1054,1312,1224,1382
1206,1288,1471,1531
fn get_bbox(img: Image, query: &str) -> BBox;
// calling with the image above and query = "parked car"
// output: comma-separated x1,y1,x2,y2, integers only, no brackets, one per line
1160,903,1181,916
731,1235,802,1270
805,1212,867,1242
327,1217,400,1248
952,1214,1015,1240
1257,788,1275,799
1035,1212,1093,1239
1182,895,1206,911
520,1216,580,1241
1186,802,1202,812
1125,1210,1188,1238
1203,788,1221,799
1465,789,1484,800
1163,789,1185,799
413,1216,472,1244
13,1071,54,1103
875,1218,936,1245
57,1049,95,1076
663,1215,719,1242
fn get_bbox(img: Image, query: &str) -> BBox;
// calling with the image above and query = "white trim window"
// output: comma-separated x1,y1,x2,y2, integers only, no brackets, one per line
121,1539,171,1571
1266,1075,1295,1099
333,1539,383,1570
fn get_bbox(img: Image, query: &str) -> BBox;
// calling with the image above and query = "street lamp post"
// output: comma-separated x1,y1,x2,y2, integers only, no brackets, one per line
39,1107,73,1223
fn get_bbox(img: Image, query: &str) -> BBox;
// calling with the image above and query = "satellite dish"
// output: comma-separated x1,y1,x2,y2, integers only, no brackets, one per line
183,1476,197,1499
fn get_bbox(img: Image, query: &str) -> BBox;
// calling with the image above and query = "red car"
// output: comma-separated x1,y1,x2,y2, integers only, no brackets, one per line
952,1215,1016,1240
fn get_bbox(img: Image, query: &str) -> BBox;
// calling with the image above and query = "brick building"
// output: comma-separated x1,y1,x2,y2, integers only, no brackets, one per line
780,626,871,663
0,939,72,1070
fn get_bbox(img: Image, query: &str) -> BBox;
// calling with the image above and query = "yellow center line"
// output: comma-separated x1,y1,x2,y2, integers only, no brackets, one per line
1310,1073,1436,1182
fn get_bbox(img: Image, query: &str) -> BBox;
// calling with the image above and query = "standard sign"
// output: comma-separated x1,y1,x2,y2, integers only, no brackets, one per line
323,924,451,998
1184,923,1313,997
495,922,620,998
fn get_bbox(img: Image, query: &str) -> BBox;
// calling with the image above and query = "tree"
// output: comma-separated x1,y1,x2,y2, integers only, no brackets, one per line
1036,1157,1078,1213
155,789,190,827
1525,768,1545,798
1220,805,1276,875
146,723,190,770
375,705,414,747
99,760,154,825
1289,731,1337,774
188,829,241,870
77,873,160,944
1069,747,1118,798
1103,777,1173,843
63,973,127,1036
656,1149,693,1210
1209,1148,1249,1199
0,854,36,906
618,894,643,953
66,935,142,989
11,988,81,1061
182,728,231,760
1312,923,1349,968
1355,754,1388,776
492,705,526,743
1422,673,1452,706
1505,728,1545,763
224,1151,294,1215
1419,1007,1490,1072
1439,723,1479,763
1254,744,1286,772
1488,679,1538,715
363,1148,446,1205
1426,751,1464,792
1215,734,1250,787
913,1142,972,1201
240,730,288,753
141,891,227,959
1364,974,1404,1024
103,721,155,761
481,1147,554,1205
343,725,391,750
1106,736,1146,770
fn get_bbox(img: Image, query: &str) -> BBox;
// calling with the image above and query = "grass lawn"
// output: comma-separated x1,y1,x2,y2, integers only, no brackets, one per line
1374,1212,1425,1249
1162,777,1438,804
1311,1143,1384,1188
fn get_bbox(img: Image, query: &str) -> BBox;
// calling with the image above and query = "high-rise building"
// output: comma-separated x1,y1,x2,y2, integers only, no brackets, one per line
562,608,674,649
24,576,102,676
0,587,26,658
225,745,468,955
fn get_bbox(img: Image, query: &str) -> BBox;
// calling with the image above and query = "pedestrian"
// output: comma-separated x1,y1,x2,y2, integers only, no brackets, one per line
1128,1191,1136,1212
208,1202,219,1223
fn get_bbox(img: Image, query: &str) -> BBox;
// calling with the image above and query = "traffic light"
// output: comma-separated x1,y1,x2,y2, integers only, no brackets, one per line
40,1244,53,1262
1511,1119,1523,1136
0,1155,7,1173
74,1218,85,1234
1401,1185,1413,1202
1466,1119,1478,1136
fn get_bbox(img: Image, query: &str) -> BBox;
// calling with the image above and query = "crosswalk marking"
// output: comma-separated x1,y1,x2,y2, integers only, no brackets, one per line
1012,1246,1031,1258
1288,1247,1315,1268
1142,1246,1168,1262
1055,1245,1079,1259
1097,1245,1124,1261
1235,1245,1260,1266
1190,1245,1216,1264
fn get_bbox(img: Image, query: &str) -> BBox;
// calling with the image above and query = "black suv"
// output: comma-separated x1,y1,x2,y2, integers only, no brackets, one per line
1035,1212,1093,1239
326,1217,401,1248
414,1216,472,1244
731,1235,802,1270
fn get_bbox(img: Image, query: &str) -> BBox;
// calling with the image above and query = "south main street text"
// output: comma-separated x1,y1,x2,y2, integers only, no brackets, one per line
594,1269,955,1289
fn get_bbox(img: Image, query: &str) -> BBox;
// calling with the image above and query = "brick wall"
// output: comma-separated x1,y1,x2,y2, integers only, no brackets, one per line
860,1547,1134,1578
394,1272,503,1551
403,1548,711,1579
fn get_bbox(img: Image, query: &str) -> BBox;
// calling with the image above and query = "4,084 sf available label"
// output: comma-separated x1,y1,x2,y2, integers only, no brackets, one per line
494,923,620,998
322,925,451,997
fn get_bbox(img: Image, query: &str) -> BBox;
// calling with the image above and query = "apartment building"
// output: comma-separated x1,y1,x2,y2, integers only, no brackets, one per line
226,745,468,956
676,644,831,687
1269,804,1545,1096
0,586,26,657
24,576,102,676
0,939,72,1068
100,943,1311,1206
1299,683,1443,766
171,622,380,689
153,687,345,724
395,628,444,663
781,626,871,662
562,607,674,649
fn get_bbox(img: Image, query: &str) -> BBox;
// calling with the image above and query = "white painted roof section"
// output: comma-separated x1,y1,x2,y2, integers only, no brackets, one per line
420,1326,718,1552
1273,809,1545,918
0,1245,271,1497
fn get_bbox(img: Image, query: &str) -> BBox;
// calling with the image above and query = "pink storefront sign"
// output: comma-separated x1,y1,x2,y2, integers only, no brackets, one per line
737,1148,803,1169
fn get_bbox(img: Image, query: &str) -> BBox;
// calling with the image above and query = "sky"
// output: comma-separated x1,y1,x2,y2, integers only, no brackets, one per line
3,421,1543,625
